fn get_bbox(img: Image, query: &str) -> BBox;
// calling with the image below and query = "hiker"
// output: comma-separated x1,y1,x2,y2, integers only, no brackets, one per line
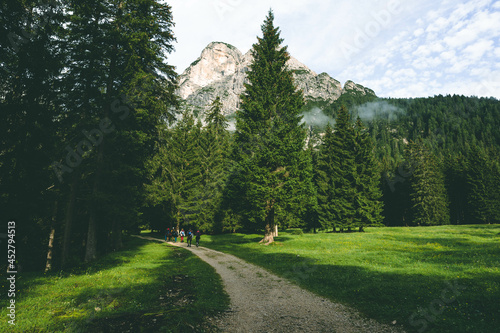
187,230,193,247
165,228,170,241
195,230,201,247
167,228,172,242
172,228,178,242
180,229,185,242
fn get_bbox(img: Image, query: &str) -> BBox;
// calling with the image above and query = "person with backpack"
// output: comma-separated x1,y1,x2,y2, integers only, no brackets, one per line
165,228,170,241
180,229,185,242
172,228,178,242
167,228,172,242
195,230,201,247
187,230,193,247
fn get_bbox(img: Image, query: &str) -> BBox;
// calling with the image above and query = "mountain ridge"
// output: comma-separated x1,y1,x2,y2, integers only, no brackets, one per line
177,42,376,115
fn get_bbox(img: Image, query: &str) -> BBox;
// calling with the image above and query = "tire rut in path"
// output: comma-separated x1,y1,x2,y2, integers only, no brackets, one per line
135,236,405,333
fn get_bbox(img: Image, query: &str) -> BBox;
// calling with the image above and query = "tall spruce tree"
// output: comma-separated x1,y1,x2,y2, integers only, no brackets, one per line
315,124,338,231
231,10,312,243
330,106,357,231
60,0,177,262
444,153,469,224
405,141,450,226
1,0,64,270
199,97,231,231
169,110,203,229
466,146,500,224
354,117,384,231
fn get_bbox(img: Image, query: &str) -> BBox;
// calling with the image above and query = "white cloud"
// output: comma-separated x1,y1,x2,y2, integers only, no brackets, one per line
440,50,456,61
463,40,494,61
166,0,500,99
414,28,425,37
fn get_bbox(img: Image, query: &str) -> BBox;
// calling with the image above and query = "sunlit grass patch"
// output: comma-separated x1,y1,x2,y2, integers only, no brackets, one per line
198,225,499,333
0,237,229,332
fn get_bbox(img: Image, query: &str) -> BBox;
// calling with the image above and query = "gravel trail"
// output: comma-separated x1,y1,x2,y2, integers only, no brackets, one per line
136,235,405,333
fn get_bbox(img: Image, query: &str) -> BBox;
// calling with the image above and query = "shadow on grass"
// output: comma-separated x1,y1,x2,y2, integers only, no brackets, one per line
199,232,499,333
386,234,500,267
0,236,148,311
8,237,228,333
60,240,227,332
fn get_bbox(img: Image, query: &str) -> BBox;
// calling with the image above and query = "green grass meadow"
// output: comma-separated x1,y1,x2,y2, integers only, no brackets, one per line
0,237,229,332
2,226,498,333
197,225,500,333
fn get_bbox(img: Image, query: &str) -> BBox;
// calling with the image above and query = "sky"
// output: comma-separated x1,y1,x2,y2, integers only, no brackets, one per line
166,0,500,99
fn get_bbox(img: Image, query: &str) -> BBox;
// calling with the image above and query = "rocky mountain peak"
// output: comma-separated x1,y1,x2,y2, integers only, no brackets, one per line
342,80,375,96
177,42,375,115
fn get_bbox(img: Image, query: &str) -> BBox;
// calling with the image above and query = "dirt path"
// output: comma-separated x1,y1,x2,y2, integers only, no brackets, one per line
136,236,405,333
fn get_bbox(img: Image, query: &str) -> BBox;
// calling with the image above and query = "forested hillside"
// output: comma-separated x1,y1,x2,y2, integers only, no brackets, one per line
355,95,500,226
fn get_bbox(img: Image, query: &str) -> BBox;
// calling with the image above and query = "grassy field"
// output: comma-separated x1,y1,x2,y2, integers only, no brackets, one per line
0,236,229,332
195,225,499,333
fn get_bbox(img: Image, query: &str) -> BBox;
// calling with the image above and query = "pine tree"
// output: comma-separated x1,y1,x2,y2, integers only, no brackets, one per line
230,10,312,243
304,137,320,233
330,106,357,231
466,146,500,224
60,0,177,262
169,110,204,229
199,97,231,231
315,124,337,231
405,141,450,226
444,153,469,224
353,117,384,231
1,0,64,270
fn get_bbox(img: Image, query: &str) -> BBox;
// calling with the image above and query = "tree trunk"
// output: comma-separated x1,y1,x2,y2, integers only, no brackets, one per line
85,209,97,262
260,223,274,244
85,143,104,263
45,200,58,272
61,176,78,267
260,207,275,244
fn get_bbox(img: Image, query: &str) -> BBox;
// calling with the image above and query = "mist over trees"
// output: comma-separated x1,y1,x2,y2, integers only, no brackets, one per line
1,3,499,271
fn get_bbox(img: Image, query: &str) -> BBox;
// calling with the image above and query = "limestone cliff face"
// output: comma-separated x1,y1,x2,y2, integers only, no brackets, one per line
342,80,376,96
177,42,374,115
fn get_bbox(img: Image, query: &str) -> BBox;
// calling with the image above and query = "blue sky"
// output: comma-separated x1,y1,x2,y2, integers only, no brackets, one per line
167,0,500,99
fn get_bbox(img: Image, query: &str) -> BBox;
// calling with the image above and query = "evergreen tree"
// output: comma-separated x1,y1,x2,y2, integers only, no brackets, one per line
353,117,384,231
466,146,500,224
199,97,231,231
330,106,357,231
0,0,64,270
405,141,450,226
59,0,177,262
444,153,469,224
230,10,312,243
314,124,337,231
304,134,320,233
170,110,204,229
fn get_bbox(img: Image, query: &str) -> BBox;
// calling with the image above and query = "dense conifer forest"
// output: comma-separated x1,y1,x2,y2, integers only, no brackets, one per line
1,3,499,271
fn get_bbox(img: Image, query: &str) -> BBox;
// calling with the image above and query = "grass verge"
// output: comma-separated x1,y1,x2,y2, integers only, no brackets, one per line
186,225,498,333
0,236,229,332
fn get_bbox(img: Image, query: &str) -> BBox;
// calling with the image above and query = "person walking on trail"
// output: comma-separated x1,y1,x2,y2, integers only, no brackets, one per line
167,228,172,242
165,228,170,241
195,230,201,247
173,228,178,242
187,230,193,247
180,229,185,242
